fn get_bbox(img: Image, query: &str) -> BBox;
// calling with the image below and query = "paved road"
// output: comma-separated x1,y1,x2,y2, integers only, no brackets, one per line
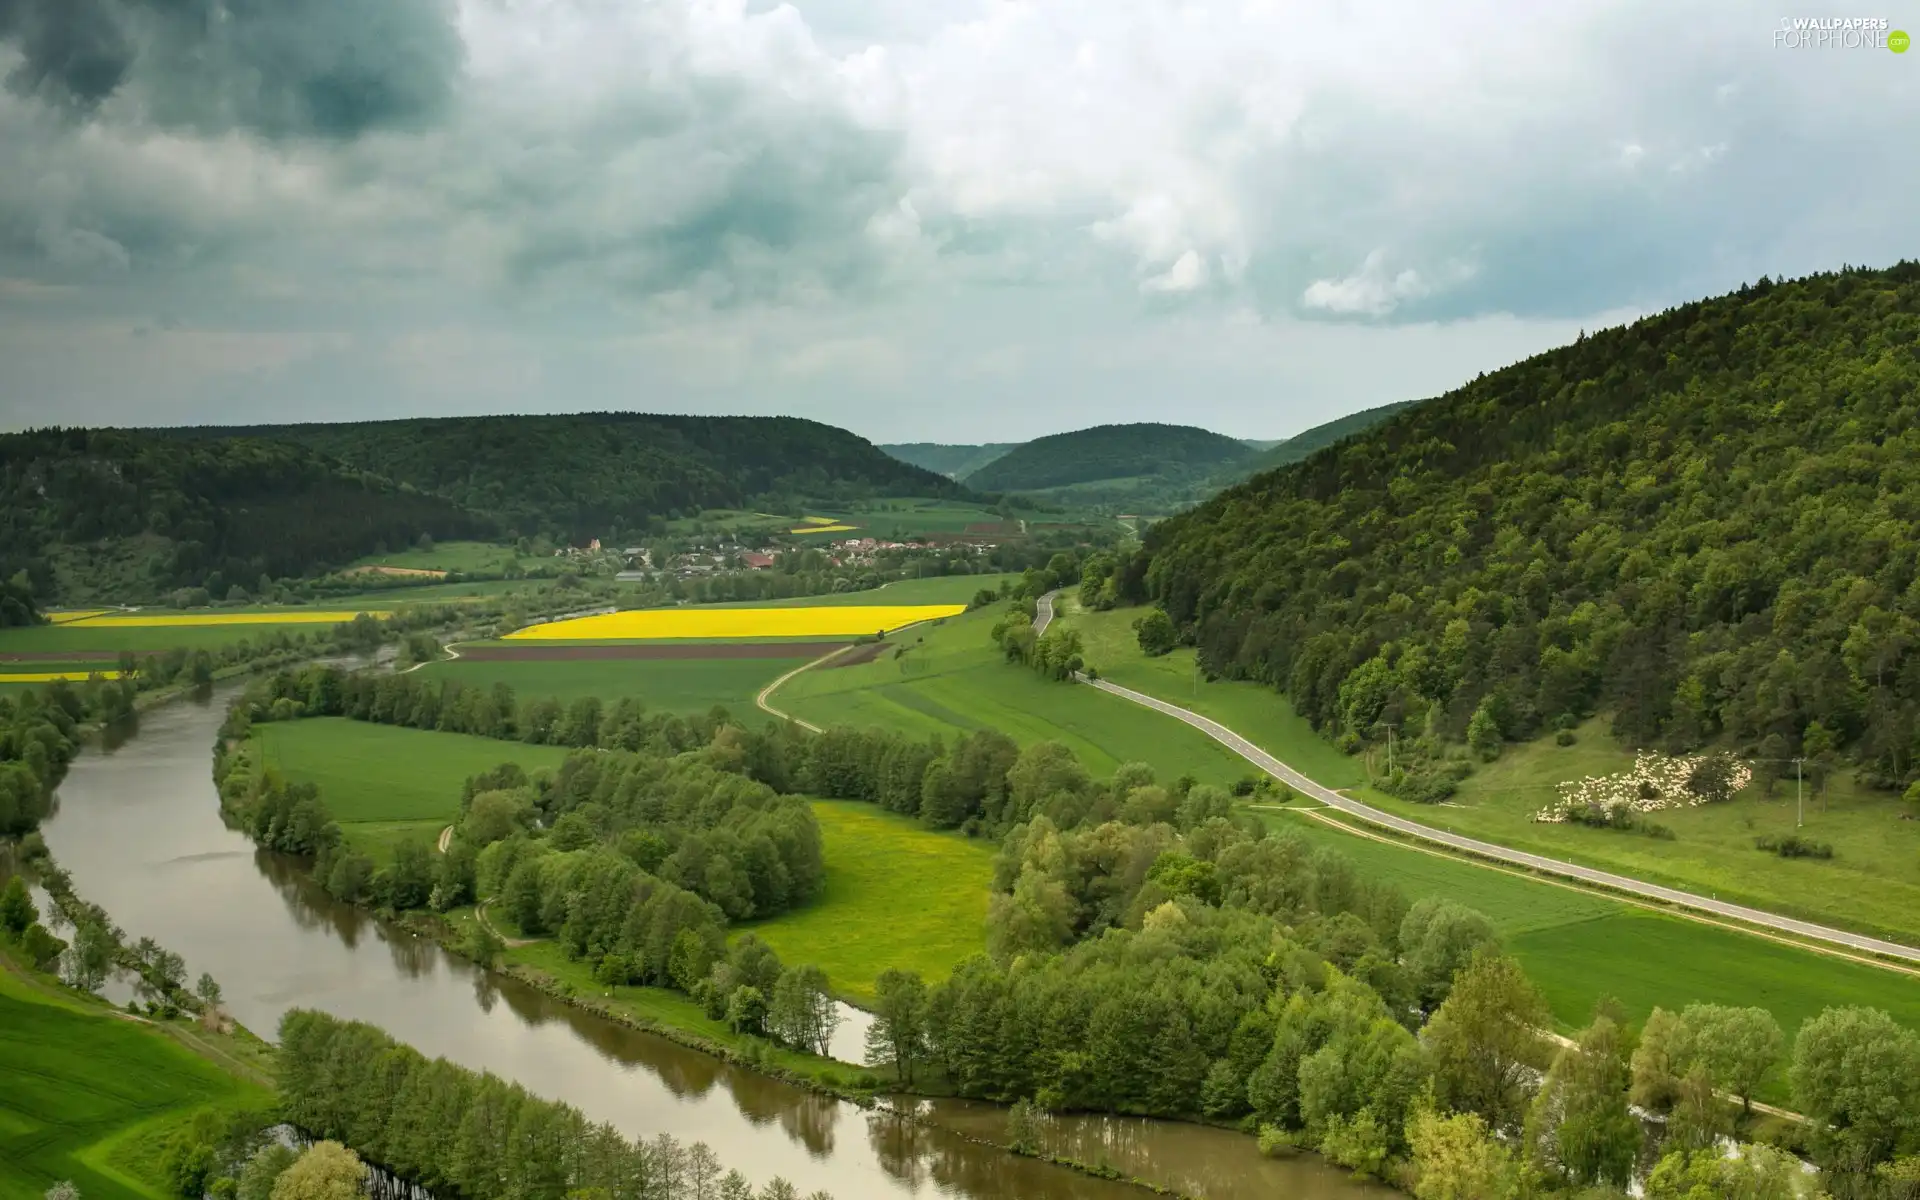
1034,588,1061,636
1077,672,1920,966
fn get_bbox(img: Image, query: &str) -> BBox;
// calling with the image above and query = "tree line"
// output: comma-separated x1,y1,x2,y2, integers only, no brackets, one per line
0,684,86,836
279,1009,834,1199
1132,265,1920,800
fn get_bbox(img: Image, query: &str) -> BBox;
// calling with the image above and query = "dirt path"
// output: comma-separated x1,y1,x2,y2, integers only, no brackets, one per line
475,899,536,948
755,617,948,731
437,824,453,854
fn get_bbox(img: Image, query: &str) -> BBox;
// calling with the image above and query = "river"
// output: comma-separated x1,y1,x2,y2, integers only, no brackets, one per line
31,685,1393,1200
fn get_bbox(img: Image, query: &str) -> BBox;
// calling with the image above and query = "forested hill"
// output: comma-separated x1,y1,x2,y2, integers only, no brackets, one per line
1,429,492,602
965,422,1254,493
1246,401,1414,474
172,413,964,541
880,442,1019,479
1136,264,1920,784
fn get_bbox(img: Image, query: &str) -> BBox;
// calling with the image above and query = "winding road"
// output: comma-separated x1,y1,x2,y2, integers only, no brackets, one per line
1038,592,1920,966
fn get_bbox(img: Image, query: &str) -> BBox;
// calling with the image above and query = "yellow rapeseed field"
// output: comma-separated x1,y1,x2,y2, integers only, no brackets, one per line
62,611,390,627
790,524,858,535
45,610,110,625
505,604,966,641
0,670,125,683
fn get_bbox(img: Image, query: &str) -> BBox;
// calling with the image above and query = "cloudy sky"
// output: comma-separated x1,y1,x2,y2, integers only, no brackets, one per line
0,1,1913,443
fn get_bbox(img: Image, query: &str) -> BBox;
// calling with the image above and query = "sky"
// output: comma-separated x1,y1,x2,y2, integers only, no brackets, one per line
0,1,1914,444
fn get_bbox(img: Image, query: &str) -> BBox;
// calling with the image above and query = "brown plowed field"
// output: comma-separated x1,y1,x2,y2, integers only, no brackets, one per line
823,642,889,668
459,641,853,662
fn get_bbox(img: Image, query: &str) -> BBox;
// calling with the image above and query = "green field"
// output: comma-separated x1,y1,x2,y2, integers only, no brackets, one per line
1067,600,1920,947
777,604,1253,785
720,573,1022,608
0,622,337,655
253,719,572,831
417,655,810,716
810,501,1016,539
1268,808,1920,1100
0,963,271,1200
741,801,994,1002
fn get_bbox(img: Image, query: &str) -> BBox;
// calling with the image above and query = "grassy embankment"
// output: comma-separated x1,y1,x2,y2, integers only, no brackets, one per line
776,602,1253,787
958,600,1920,1100
347,540,544,576
0,950,274,1200
1065,601,1920,948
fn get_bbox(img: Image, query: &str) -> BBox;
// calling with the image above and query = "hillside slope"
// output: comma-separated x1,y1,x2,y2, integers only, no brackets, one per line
880,442,1019,479
173,414,964,542
1137,264,1920,789
1,429,491,602
966,422,1253,493
1246,401,1414,474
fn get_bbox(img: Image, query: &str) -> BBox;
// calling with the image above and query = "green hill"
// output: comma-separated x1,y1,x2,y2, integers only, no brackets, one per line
1246,401,1414,474
171,413,964,543
1,428,492,603
964,422,1253,494
1136,263,1920,790
880,442,1019,479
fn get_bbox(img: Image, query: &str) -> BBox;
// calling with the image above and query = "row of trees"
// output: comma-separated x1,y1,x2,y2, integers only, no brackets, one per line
1137,265,1920,792
0,685,86,835
279,1008,832,1199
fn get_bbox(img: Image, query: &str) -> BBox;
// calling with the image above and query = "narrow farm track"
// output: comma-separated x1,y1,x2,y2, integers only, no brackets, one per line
1082,672,1920,966
756,617,949,732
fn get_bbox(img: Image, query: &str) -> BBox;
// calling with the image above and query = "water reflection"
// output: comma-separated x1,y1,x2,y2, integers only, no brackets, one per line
31,680,1388,1200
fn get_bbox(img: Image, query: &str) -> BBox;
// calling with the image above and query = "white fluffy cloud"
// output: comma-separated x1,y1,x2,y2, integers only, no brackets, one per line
0,0,1915,438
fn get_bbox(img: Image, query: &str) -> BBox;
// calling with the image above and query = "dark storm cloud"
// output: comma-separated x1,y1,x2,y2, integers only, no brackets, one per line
0,0,462,137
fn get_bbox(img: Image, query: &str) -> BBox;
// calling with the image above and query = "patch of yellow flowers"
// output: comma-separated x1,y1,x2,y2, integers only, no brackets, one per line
506,604,965,641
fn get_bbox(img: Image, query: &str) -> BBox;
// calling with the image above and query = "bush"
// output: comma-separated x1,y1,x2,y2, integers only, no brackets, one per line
1756,834,1833,859
1555,729,1577,747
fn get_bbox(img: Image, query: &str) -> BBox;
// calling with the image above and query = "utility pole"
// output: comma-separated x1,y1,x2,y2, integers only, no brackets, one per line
1793,757,1804,828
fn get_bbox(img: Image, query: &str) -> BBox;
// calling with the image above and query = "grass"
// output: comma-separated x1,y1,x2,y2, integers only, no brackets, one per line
777,604,1253,786
0,955,273,1200
739,800,995,1002
419,656,813,715
0,623,336,654
1263,808,1920,1102
720,574,1023,608
253,719,572,827
1066,600,1920,948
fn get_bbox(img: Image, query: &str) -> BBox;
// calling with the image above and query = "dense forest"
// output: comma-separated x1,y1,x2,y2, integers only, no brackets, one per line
171,413,965,543
1136,265,1920,795
0,428,493,601
964,423,1255,493
879,442,1020,479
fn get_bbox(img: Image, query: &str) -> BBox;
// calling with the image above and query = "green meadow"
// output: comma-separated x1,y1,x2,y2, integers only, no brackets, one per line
1266,808,1920,1101
0,962,271,1200
1069,599,1920,945
777,603,1252,786
713,573,1022,608
740,800,995,1002
252,719,572,856
418,655,810,716
348,540,542,575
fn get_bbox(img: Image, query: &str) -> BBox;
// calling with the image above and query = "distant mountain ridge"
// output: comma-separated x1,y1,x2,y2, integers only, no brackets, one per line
964,423,1254,493
170,413,964,542
880,442,1019,479
1246,401,1415,474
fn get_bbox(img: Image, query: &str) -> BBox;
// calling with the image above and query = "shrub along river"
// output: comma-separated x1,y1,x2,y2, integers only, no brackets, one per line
32,684,1391,1200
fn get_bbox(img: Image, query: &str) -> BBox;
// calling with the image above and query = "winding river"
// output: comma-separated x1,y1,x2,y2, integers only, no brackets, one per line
31,685,1392,1200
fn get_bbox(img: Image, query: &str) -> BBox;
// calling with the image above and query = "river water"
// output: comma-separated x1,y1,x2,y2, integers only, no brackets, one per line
30,686,1392,1200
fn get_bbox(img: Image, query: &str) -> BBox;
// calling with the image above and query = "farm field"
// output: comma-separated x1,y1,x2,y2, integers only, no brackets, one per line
253,719,571,831
509,604,967,642
741,800,994,1002
715,574,1020,608
1266,808,1920,1100
1066,602,1920,947
0,962,271,1200
418,653,816,716
0,606,390,655
777,603,1253,786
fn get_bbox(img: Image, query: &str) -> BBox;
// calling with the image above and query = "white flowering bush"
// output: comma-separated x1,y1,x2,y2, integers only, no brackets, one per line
1535,751,1752,824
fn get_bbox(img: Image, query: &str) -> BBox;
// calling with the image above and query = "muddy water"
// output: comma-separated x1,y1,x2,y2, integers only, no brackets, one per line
32,687,1392,1200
